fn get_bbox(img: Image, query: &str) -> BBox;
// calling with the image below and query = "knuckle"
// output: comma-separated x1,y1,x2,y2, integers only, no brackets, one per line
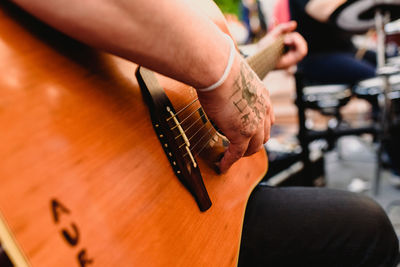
240,129,254,138
270,106,275,116
247,146,262,156
265,104,271,113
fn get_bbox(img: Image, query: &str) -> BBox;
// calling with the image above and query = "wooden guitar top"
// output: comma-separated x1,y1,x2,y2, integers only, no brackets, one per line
0,3,267,266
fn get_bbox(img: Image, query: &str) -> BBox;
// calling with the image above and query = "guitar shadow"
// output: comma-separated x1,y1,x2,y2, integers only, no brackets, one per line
1,1,143,113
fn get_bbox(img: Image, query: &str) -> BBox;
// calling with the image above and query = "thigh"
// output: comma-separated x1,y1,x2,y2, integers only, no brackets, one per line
238,186,399,267
299,52,376,85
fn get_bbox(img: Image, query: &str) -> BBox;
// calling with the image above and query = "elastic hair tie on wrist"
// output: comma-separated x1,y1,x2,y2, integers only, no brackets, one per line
197,33,236,92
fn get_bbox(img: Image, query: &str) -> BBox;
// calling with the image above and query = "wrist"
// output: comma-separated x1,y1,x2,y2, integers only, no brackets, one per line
196,51,242,101
197,33,236,92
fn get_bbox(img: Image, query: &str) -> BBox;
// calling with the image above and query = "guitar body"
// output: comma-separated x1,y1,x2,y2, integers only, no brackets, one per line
0,2,267,267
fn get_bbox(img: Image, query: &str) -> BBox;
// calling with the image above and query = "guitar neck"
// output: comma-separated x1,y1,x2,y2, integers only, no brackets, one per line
245,35,285,80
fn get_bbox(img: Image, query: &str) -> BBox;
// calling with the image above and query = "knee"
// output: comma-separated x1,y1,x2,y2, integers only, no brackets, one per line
353,195,399,265
359,195,396,239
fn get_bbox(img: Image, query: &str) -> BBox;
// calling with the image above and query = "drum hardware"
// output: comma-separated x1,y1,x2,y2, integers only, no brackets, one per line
292,0,400,189
294,73,379,186
385,19,400,36
329,0,400,33
353,71,400,194
385,19,400,50
330,0,400,194
373,9,400,195
302,84,352,115
353,73,400,104
388,56,400,65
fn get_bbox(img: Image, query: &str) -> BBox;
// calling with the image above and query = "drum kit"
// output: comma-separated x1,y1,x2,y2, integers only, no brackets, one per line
329,0,400,193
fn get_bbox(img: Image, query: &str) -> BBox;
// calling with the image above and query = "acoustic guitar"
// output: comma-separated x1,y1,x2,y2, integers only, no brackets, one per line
0,1,283,266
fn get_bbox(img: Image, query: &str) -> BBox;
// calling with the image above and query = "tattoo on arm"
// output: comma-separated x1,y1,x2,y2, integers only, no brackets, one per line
231,62,266,135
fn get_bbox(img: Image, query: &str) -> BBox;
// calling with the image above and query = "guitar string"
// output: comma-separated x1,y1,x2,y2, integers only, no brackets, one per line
177,119,209,149
168,51,283,144
166,97,206,138
164,39,284,163
166,108,222,166
167,98,211,141
175,111,208,140
169,74,274,158
182,127,215,158
170,120,216,162
191,129,218,157
176,116,203,146
167,98,223,157
170,106,202,130
166,105,216,154
166,98,198,122
165,55,273,140
166,37,284,124
186,125,214,152
161,97,218,160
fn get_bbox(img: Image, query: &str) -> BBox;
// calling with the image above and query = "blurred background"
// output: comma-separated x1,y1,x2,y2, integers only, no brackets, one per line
215,0,400,241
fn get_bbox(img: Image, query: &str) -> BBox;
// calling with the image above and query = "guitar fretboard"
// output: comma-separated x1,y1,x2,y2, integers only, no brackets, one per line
246,35,285,80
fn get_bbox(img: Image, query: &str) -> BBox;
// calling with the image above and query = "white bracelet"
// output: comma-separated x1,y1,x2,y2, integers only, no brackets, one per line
197,33,236,92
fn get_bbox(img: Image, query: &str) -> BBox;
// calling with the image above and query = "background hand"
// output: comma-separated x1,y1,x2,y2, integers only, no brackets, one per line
258,21,308,69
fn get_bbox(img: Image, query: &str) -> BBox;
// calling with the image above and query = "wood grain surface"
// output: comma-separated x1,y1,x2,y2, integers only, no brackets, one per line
0,2,268,266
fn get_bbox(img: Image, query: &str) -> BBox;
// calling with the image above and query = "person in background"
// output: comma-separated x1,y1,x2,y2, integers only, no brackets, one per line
289,0,376,85
289,0,400,183
10,0,399,266
241,0,268,43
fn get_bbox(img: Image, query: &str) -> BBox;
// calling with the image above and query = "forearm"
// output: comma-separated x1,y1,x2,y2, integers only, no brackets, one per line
12,0,230,88
305,0,346,22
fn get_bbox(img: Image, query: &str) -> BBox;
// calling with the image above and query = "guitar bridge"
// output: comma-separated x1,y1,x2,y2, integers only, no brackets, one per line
136,67,212,212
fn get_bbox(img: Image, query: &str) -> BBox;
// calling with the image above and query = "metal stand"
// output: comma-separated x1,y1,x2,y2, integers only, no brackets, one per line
294,74,377,186
373,10,399,195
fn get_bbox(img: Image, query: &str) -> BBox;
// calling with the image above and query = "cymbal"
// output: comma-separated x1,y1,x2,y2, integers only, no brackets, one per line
330,0,400,33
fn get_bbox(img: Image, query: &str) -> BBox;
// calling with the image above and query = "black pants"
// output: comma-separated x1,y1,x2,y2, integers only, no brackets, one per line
238,186,399,267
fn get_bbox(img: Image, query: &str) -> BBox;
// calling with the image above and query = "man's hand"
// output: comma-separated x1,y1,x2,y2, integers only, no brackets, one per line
197,52,274,173
258,21,308,69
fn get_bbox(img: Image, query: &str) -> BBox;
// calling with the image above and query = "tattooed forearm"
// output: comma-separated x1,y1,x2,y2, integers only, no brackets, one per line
231,61,266,135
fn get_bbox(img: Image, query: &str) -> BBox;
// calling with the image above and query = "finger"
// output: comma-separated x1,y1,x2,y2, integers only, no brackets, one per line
283,33,295,46
270,104,276,125
278,53,297,68
283,35,300,53
285,33,308,57
268,21,296,39
293,33,308,57
244,129,265,157
219,140,249,173
277,34,307,69
263,113,271,143
275,21,297,34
